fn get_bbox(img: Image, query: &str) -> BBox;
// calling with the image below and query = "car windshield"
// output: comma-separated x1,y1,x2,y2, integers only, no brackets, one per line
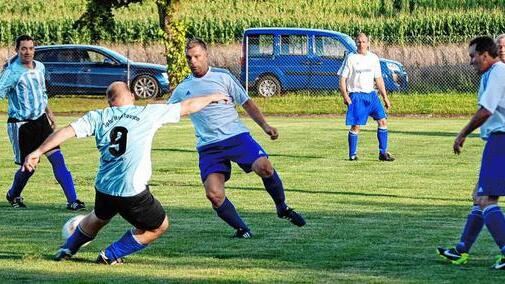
104,49,129,64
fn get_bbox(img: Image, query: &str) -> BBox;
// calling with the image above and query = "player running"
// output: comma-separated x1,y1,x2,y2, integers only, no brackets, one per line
23,82,228,264
437,36,505,270
168,38,305,239
338,33,394,161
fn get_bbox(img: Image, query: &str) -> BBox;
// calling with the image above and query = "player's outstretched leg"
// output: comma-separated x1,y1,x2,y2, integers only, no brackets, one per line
46,150,85,210
253,158,305,227
98,217,169,265
377,120,394,161
55,213,106,261
482,204,505,269
348,130,359,161
6,167,34,208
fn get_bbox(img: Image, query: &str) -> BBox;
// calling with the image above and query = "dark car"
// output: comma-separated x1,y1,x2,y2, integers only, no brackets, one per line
6,44,169,98
241,28,408,97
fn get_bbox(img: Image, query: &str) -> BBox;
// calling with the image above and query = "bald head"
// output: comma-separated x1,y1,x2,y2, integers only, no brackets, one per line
355,33,369,54
106,81,134,106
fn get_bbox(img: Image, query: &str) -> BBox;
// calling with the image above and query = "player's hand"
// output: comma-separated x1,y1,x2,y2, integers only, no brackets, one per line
22,152,41,172
384,98,392,110
453,134,466,155
263,125,279,140
343,95,352,106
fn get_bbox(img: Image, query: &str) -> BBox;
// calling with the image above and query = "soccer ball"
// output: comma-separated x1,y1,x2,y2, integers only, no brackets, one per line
62,215,90,246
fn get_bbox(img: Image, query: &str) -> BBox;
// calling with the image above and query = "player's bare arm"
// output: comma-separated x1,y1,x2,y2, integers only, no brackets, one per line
375,77,391,109
45,106,57,129
453,107,492,154
179,93,230,116
339,76,351,106
242,99,278,140
23,125,76,172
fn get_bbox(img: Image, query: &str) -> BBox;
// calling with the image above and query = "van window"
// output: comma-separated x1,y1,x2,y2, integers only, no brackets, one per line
314,36,346,58
280,35,308,55
248,34,274,57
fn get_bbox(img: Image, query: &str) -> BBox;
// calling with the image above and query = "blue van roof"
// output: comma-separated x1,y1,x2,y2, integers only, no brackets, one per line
244,27,349,38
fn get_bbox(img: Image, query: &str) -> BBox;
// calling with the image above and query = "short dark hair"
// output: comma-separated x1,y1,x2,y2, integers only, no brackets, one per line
15,35,34,50
469,36,498,58
186,38,207,51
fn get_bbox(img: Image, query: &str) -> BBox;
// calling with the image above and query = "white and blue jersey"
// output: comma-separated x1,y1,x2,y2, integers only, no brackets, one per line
168,67,250,148
70,103,181,197
0,59,48,120
476,61,505,196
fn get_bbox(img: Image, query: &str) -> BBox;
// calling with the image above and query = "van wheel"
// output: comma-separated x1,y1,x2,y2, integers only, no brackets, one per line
256,75,281,97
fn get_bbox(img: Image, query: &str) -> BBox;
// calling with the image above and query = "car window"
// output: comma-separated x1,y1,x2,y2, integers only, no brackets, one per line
83,50,115,64
54,50,84,63
248,34,273,57
314,36,347,58
34,50,58,62
280,35,308,56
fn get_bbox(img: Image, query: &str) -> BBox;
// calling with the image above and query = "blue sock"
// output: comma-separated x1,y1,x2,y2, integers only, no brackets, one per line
377,127,388,155
262,170,288,213
483,205,505,252
348,131,358,158
47,150,77,203
214,197,249,231
8,168,34,198
105,228,147,260
455,205,484,253
63,225,94,255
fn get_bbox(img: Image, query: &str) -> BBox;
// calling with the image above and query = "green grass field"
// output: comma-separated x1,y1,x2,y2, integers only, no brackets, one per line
0,114,503,283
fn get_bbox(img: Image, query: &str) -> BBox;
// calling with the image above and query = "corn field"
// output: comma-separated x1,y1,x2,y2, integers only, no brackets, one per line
0,0,504,45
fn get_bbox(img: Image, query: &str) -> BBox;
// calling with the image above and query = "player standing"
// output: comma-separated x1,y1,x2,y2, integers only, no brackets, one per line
0,35,84,210
23,82,228,264
168,38,305,238
437,36,505,270
338,33,394,161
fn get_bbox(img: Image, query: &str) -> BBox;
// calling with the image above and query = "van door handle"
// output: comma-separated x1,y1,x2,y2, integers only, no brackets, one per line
314,61,323,65
301,60,311,65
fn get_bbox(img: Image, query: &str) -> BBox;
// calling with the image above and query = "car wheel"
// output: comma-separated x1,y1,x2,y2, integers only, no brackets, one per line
256,75,281,97
132,75,159,99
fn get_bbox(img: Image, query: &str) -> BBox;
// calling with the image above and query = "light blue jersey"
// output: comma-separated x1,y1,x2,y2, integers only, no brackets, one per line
0,59,48,120
70,103,181,197
477,61,505,140
168,67,250,148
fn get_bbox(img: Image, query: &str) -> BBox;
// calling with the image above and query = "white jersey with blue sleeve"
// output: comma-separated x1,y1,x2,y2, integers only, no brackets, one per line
0,59,48,120
477,62,505,140
70,103,181,197
168,67,250,148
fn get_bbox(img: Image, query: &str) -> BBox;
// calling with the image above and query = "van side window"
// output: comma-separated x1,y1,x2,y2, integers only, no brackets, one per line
280,35,308,55
248,34,274,57
314,36,346,58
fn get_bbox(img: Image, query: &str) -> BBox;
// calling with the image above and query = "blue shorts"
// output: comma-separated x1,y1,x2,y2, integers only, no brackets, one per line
477,133,505,196
346,91,387,126
197,132,268,182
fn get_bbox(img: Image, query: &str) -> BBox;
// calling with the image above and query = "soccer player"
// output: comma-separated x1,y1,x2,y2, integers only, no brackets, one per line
338,33,394,161
167,38,305,238
0,35,84,210
497,34,505,62
437,36,505,270
23,82,228,264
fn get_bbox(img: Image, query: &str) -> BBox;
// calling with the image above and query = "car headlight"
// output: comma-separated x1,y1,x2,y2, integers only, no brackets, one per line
162,72,169,81
386,62,401,72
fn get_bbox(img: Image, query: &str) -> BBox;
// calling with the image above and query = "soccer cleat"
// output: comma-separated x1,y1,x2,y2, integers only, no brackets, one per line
6,193,26,208
231,228,252,239
96,250,124,265
349,155,358,161
67,199,86,211
437,247,469,265
492,255,505,270
379,152,395,161
54,248,73,261
278,207,306,227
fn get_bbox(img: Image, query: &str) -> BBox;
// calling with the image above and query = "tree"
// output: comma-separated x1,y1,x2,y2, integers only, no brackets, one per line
75,0,189,88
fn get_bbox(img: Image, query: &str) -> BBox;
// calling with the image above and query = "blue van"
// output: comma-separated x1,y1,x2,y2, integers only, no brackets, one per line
240,28,408,97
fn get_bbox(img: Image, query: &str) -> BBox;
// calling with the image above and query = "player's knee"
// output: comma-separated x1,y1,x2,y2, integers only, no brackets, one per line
253,158,274,177
157,216,170,234
476,196,499,209
350,126,360,133
378,119,387,128
205,190,225,206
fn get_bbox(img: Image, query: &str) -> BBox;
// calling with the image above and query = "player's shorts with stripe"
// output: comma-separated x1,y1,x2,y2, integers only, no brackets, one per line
477,132,505,197
6,113,59,165
94,187,166,230
346,91,387,126
197,132,268,182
